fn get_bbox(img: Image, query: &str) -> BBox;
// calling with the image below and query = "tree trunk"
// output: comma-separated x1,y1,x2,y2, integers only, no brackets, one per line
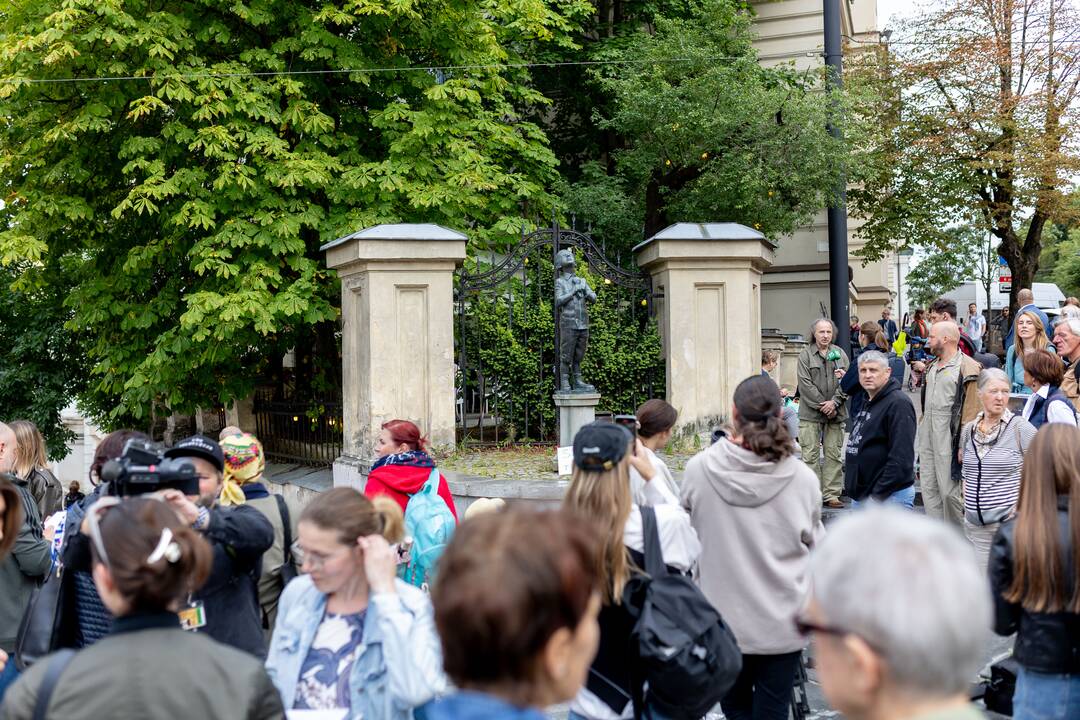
643,175,668,239
997,218,1047,317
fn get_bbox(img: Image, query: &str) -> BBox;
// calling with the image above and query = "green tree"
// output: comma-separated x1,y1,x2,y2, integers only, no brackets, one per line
904,227,984,310
848,0,1080,312
457,249,663,442
0,263,87,458
558,0,850,252
0,0,589,428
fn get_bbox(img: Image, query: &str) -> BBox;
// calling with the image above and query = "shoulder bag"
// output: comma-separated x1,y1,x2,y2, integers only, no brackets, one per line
274,494,298,586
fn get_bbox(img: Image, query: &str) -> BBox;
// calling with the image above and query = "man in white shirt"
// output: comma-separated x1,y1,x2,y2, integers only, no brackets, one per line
965,303,986,353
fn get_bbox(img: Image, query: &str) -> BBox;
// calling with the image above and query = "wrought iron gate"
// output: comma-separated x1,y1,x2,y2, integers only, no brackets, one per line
454,220,662,444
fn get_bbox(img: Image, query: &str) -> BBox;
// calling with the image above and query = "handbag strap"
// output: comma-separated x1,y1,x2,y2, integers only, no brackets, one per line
274,495,293,565
639,505,666,578
32,648,75,720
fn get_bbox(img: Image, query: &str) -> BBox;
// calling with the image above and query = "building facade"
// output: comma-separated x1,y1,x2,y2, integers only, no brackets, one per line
752,0,900,334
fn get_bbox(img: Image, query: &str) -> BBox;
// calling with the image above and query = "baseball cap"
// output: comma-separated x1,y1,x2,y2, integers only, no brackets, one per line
573,422,633,472
165,435,225,472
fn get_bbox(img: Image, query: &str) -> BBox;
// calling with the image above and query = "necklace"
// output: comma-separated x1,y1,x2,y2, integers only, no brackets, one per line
974,415,1010,451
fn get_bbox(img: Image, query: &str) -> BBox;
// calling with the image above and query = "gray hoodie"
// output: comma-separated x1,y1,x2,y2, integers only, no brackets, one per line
681,439,825,654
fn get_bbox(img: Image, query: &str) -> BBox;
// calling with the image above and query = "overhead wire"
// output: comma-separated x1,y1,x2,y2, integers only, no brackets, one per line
4,55,759,86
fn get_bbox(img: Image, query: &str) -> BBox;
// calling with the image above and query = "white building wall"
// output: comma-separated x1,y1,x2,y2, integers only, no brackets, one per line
753,0,892,335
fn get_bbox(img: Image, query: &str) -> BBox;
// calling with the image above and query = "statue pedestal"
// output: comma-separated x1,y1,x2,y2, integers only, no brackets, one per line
554,392,601,448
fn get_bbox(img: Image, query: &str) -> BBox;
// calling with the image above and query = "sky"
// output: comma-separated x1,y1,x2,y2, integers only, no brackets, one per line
876,0,919,30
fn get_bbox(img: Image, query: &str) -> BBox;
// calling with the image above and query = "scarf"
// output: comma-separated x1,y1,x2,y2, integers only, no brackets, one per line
219,432,266,506
370,450,435,472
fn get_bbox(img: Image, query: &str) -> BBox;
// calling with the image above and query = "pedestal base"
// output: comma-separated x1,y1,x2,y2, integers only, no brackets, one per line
554,392,601,447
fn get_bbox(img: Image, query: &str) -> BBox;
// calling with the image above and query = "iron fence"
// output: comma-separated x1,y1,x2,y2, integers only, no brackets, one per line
454,220,662,445
253,390,343,466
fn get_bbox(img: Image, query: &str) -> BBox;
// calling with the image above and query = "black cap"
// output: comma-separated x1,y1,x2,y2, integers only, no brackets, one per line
165,435,225,472
573,422,633,472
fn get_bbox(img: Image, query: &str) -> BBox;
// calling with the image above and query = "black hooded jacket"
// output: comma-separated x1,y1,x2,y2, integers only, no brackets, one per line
844,377,917,501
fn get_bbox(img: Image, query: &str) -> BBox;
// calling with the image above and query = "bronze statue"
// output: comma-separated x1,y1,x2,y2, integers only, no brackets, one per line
554,249,597,393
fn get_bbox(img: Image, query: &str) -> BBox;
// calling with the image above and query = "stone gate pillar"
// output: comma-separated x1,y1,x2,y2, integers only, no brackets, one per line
634,223,775,432
323,224,467,488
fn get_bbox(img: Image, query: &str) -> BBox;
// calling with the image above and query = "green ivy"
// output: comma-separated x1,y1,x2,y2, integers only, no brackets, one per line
456,249,664,442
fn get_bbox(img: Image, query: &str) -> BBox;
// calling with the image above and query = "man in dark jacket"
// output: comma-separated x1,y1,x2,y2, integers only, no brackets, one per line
66,435,274,658
844,351,917,507
161,435,274,658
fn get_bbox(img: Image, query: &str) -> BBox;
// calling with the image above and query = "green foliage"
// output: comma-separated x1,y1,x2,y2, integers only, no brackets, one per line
1047,227,1080,301
904,227,984,310
558,0,850,250
0,263,86,459
0,0,588,427
846,0,1080,304
458,250,663,441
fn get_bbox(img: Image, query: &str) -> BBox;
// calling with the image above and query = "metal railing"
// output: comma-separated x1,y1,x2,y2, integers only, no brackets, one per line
253,392,343,466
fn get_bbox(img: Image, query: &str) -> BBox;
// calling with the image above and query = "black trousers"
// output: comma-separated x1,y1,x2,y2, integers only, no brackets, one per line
720,651,802,720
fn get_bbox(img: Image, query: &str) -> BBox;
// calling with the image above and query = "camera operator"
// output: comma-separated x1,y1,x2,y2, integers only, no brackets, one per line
64,435,274,658
1,497,283,720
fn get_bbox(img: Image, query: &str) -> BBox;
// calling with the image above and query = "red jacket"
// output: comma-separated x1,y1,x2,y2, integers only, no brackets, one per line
364,464,459,522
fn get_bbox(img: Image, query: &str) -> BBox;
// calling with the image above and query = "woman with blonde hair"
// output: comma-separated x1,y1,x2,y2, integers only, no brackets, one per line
9,420,61,517
1006,310,1056,394
266,488,446,718
563,422,700,720
990,424,1080,718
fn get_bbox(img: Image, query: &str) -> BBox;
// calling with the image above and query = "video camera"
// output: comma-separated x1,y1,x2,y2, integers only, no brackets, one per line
100,439,201,498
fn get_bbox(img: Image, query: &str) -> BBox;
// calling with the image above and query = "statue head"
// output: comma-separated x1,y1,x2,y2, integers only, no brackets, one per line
554,249,576,272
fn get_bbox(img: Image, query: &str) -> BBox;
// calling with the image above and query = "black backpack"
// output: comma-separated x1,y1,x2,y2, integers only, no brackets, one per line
625,506,743,720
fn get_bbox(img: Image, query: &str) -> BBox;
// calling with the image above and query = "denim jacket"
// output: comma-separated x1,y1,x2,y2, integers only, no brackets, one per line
265,574,448,719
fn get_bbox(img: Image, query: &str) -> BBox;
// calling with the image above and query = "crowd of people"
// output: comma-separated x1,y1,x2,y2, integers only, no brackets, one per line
0,292,1078,719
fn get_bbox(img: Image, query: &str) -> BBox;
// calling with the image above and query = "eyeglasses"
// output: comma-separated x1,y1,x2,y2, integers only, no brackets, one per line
793,613,884,653
291,541,349,570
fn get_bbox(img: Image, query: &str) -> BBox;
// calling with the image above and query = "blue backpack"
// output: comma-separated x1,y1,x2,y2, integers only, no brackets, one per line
398,469,455,589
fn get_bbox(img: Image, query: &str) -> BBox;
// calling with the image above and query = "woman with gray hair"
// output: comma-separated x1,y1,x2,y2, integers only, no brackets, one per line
959,368,1036,567
799,507,991,720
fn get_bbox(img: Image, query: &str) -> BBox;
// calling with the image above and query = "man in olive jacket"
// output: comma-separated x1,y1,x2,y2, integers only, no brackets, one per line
797,319,850,509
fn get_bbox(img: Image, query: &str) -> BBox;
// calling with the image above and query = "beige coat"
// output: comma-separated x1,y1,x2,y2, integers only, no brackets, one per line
681,439,825,654
246,493,300,632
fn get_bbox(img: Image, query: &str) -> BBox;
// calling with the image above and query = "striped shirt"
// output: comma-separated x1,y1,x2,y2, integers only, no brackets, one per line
960,411,1036,524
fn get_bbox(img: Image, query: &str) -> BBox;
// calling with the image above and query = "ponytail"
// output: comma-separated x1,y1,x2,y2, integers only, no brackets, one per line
92,499,213,612
302,487,405,544
732,375,795,463
372,494,405,543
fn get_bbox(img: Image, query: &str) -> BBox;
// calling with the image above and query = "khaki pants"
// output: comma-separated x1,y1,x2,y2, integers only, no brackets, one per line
918,442,963,525
798,420,844,502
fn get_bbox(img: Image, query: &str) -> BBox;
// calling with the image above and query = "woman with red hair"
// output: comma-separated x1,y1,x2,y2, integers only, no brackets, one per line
363,420,458,521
